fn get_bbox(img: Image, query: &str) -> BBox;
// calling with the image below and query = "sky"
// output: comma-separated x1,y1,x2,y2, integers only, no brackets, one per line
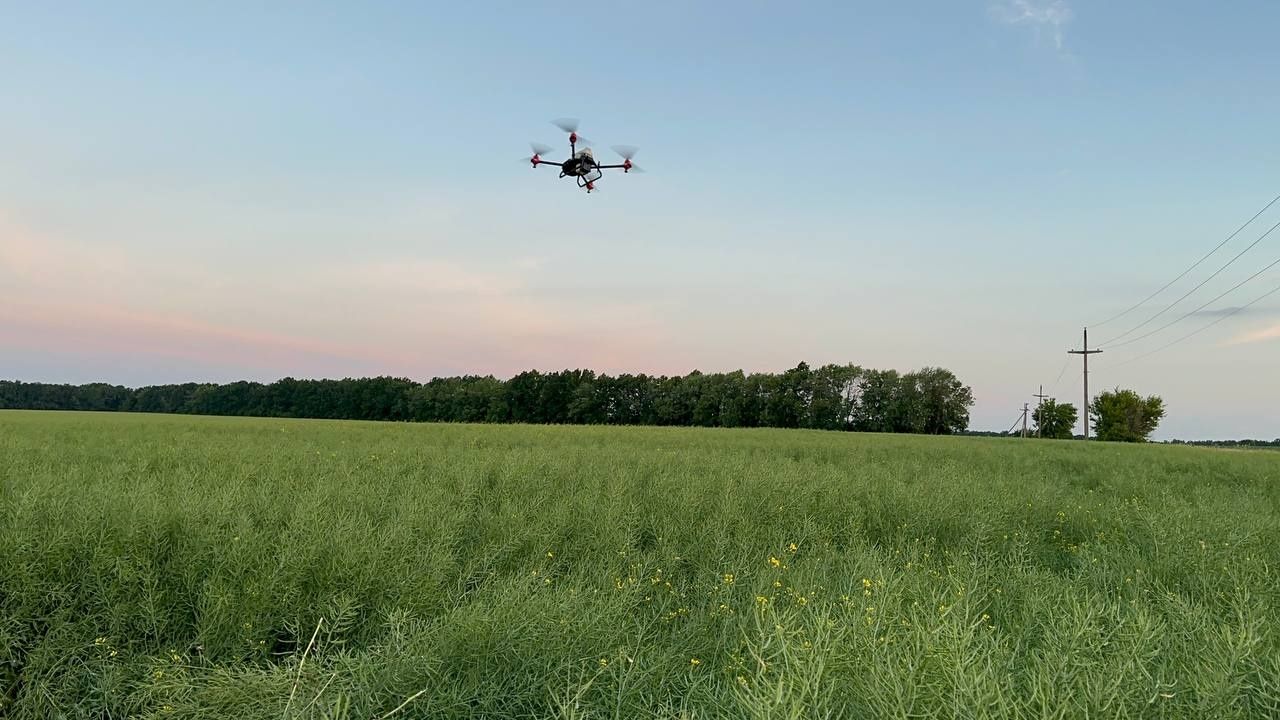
2,1,1279,440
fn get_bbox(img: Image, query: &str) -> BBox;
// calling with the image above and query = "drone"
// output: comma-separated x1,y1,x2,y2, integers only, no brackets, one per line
525,118,643,193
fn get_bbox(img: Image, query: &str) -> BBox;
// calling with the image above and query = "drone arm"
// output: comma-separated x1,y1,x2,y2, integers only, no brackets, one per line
596,164,627,169
533,160,563,167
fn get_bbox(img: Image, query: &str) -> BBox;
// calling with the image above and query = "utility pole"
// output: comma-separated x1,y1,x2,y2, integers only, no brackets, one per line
1067,327,1102,440
1033,385,1049,438
1021,403,1029,438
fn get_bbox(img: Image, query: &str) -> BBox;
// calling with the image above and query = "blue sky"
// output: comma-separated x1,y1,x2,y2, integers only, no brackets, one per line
2,1,1279,439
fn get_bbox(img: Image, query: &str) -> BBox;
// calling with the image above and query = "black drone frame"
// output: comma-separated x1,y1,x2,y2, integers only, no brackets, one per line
528,122,639,192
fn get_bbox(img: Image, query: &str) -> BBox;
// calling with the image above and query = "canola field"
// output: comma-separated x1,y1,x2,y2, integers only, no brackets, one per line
1,410,1278,718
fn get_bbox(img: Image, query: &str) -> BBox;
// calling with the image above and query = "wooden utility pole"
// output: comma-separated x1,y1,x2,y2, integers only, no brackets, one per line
1021,403,1029,438
1067,327,1102,440
1033,385,1049,438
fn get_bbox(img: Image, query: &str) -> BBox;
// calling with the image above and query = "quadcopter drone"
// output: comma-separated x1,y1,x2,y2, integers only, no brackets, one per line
525,118,643,193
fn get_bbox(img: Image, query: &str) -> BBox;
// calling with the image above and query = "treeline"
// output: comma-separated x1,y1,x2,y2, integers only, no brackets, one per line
1164,438,1280,449
0,363,975,434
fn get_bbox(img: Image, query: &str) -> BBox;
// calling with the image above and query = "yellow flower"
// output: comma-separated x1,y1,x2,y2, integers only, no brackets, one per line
796,596,808,606
723,573,735,585
690,657,701,667
773,580,782,588
599,658,609,667
788,542,798,553
546,551,554,558
769,556,782,568
756,595,768,605
862,578,872,589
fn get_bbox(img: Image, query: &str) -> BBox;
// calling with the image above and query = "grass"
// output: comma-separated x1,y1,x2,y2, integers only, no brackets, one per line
1,409,1278,718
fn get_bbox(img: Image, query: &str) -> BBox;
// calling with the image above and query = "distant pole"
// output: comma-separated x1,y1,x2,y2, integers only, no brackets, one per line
1021,403,1029,438
1067,327,1103,440
1033,385,1049,438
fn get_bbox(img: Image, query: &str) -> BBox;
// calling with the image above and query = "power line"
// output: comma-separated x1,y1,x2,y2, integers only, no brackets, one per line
1051,357,1070,388
1096,217,1280,347
1105,251,1280,351
1107,279,1280,368
1091,192,1280,329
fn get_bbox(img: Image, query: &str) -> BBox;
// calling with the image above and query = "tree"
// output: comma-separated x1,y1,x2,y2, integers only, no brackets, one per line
764,362,812,429
852,369,900,432
806,363,862,430
1089,388,1165,442
909,367,974,435
715,371,751,428
1032,399,1077,439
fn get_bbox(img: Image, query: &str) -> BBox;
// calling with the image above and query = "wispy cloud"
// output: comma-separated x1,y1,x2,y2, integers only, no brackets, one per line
0,211,680,380
1225,323,1280,346
991,0,1073,52
1193,306,1260,318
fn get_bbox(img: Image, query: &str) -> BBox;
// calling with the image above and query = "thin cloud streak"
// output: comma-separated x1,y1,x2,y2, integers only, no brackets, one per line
0,300,403,374
0,213,681,380
1191,306,1276,318
1225,323,1280,346
991,0,1073,52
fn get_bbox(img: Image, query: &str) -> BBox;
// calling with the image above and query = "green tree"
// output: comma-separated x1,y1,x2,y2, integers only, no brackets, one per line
806,363,862,430
1089,388,1165,442
763,362,812,429
715,371,751,428
852,369,900,432
909,367,974,435
1032,399,1078,439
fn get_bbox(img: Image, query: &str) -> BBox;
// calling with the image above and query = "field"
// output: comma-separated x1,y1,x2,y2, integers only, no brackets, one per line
1,411,1278,719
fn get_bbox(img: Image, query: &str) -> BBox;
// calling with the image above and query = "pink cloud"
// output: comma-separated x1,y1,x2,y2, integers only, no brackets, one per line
1225,323,1280,346
1,211,681,380
0,299,413,373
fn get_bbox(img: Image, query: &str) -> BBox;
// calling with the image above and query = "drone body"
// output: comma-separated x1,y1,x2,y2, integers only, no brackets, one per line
527,119,642,193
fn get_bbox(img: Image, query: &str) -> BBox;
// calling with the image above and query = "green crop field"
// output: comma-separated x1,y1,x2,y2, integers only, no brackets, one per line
1,410,1278,718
